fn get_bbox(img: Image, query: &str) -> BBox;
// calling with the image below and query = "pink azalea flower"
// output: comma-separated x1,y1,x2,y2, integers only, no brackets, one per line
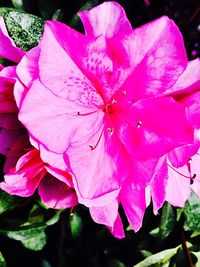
16,2,195,234
0,147,78,209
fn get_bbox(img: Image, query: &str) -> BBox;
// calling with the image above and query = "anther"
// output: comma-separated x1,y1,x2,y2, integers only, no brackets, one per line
137,121,142,128
112,99,117,104
107,127,114,135
89,144,94,150
70,207,74,216
168,164,197,182
190,174,197,185
122,90,126,95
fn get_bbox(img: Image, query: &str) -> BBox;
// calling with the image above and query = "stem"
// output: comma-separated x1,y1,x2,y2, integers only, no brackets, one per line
180,230,194,267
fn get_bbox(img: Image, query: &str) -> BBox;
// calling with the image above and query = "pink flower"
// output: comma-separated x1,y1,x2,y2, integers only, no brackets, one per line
0,147,78,209
17,2,194,234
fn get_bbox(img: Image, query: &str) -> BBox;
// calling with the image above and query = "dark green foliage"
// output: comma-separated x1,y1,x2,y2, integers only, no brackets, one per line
0,8,44,51
0,0,199,266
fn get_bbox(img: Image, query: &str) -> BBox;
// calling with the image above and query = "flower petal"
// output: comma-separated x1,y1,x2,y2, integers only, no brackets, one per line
150,156,168,214
166,163,191,207
38,174,78,209
120,16,187,98
166,58,200,95
117,96,194,159
120,182,146,232
79,1,132,38
16,45,40,88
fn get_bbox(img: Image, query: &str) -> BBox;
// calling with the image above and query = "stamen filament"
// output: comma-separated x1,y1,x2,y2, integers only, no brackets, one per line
168,163,196,180
77,110,98,116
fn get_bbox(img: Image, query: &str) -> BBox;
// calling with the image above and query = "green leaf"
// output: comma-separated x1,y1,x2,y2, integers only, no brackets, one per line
70,0,100,30
11,0,25,10
134,245,181,267
0,208,61,251
6,226,47,251
140,250,153,258
150,227,160,237
0,8,44,51
191,252,200,267
184,191,200,231
159,202,176,238
52,9,64,21
46,210,62,226
0,190,17,214
0,252,6,267
21,230,47,251
41,260,52,267
69,212,83,238
191,231,200,238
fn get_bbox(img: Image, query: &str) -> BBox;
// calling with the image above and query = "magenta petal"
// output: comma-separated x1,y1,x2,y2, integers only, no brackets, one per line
0,114,21,130
118,96,194,159
168,144,199,168
40,144,68,171
0,66,17,81
89,198,118,228
107,214,125,239
68,134,121,207
182,91,200,129
79,1,132,38
121,16,187,98
120,182,146,232
45,165,73,188
150,156,168,214
90,199,125,238
38,174,78,209
166,163,191,207
38,20,100,100
0,129,21,155
16,45,40,88
0,149,46,197
19,79,103,153
191,153,200,197
0,17,25,62
13,80,28,108
166,58,200,95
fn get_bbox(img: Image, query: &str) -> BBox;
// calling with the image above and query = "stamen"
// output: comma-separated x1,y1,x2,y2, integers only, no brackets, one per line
89,128,104,150
112,99,117,104
70,207,74,216
137,121,142,128
107,127,114,135
168,164,197,181
77,110,98,116
190,174,197,185
122,90,126,95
